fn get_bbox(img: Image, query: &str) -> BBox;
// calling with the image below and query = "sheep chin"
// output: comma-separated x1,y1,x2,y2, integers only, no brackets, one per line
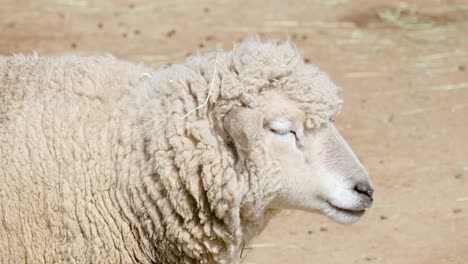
321,201,366,225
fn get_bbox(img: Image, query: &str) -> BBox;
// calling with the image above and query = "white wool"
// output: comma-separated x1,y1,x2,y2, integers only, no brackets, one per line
0,37,370,264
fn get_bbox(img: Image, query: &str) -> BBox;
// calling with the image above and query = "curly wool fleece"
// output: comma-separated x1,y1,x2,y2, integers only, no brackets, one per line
0,37,342,263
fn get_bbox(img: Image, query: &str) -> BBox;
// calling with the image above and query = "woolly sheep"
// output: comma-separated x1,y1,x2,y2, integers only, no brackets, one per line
0,37,374,263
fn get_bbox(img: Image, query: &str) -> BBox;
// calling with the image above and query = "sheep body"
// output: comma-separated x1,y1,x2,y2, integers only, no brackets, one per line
0,39,342,263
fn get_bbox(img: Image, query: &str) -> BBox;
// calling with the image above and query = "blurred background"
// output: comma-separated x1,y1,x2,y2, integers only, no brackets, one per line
1,0,467,263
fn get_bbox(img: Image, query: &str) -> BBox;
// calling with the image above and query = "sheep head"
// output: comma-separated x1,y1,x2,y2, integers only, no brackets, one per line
178,37,374,260
215,38,374,227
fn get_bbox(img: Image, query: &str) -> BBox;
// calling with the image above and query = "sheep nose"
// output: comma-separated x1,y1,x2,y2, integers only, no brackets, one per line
354,182,374,198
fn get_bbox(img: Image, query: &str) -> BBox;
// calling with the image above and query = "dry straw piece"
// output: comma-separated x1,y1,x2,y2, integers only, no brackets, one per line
182,55,219,119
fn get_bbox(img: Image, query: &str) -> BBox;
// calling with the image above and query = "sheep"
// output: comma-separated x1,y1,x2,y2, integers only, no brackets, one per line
0,37,374,264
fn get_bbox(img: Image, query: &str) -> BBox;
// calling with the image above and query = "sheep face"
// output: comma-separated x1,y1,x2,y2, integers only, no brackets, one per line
264,93,373,224
225,92,373,225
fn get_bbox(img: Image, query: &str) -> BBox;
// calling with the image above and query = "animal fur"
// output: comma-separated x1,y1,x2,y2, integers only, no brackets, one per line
0,38,343,263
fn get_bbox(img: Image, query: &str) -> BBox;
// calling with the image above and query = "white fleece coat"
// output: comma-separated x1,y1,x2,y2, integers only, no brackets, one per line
0,38,342,263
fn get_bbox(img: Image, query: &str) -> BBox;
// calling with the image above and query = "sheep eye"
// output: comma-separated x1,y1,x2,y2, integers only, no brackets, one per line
270,128,288,135
270,128,295,136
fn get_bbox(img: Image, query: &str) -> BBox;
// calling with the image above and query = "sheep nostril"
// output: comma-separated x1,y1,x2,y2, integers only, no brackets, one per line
354,182,374,198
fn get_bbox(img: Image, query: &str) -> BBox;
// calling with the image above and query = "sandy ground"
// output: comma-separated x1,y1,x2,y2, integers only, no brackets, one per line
1,0,467,263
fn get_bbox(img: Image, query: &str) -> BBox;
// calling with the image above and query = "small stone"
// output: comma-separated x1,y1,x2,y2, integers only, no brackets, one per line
198,43,205,48
97,23,103,29
205,35,215,41
167,29,176,37
301,34,308,40
307,230,313,234
383,114,394,124
134,29,141,35
453,208,462,214
122,32,128,38
364,256,376,261
319,227,327,232
71,43,77,49
203,7,210,13
304,58,310,63
459,65,465,71
455,172,463,179
380,215,387,220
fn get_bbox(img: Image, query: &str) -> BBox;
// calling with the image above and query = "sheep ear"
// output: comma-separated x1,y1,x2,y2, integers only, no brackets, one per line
224,107,263,150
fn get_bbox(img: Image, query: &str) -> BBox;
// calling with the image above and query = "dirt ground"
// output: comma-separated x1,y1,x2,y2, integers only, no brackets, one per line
1,0,467,263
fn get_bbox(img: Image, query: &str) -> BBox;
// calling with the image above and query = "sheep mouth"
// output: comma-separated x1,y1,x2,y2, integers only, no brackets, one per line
326,201,366,217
